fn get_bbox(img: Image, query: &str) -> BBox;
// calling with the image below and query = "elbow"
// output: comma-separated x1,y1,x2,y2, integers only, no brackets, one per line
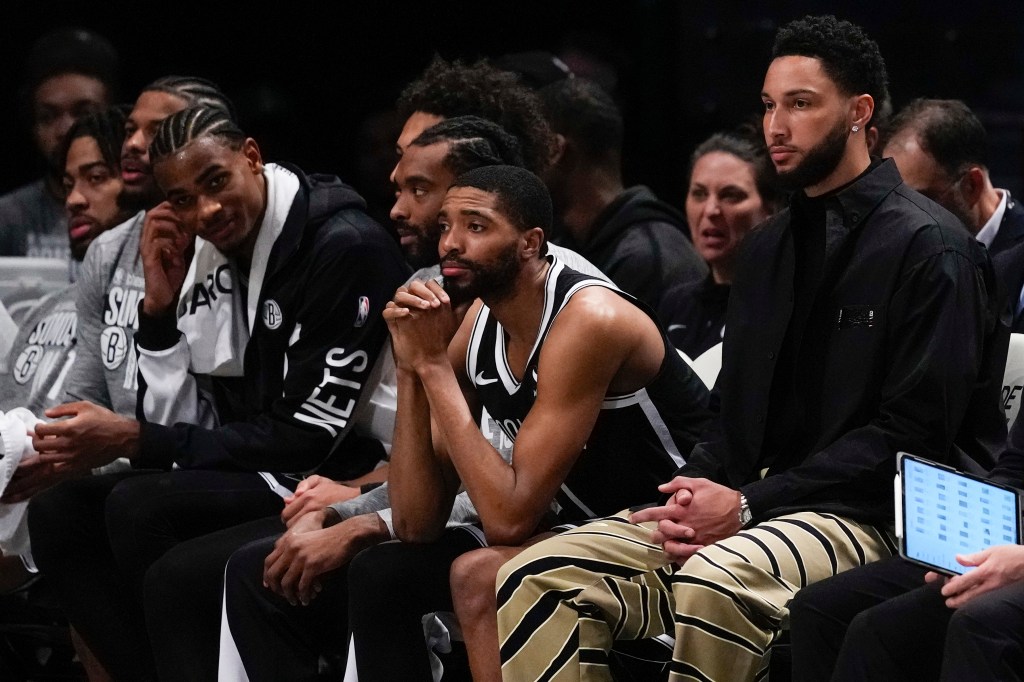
481,518,536,547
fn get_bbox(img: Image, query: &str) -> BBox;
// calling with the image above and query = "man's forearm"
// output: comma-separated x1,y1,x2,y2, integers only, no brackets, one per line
326,510,390,546
388,368,455,541
416,361,531,543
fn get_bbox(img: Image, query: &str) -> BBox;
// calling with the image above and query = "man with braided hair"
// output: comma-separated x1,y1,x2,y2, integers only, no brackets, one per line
393,55,556,176
27,104,407,681
118,75,238,212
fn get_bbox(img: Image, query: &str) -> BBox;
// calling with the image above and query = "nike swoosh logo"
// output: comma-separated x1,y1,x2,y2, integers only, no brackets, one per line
475,371,499,385
668,324,687,332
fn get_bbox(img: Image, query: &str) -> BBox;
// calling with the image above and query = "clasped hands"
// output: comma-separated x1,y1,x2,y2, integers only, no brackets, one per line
630,476,744,563
383,279,465,373
262,475,368,606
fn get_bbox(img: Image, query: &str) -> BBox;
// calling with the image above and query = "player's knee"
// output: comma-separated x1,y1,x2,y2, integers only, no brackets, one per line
105,475,160,533
348,544,403,611
495,548,547,604
222,537,276,623
789,578,829,625
843,606,885,652
451,549,502,615
144,547,189,621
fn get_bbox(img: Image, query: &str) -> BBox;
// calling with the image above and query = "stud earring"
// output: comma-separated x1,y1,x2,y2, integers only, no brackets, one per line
851,125,861,133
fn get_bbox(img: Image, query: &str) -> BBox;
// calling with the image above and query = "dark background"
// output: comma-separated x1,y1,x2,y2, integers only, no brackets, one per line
6,0,1024,218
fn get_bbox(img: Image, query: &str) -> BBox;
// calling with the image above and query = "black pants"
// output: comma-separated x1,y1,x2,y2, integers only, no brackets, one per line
28,470,284,682
789,556,937,682
223,532,353,682
146,515,285,682
934,579,1024,681
348,527,483,682
794,555,1024,682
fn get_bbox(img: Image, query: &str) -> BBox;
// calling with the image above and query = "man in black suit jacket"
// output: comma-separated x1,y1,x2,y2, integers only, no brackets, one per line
883,98,1024,255
884,97,1024,325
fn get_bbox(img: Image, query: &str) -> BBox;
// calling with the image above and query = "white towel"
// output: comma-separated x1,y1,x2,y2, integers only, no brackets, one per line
0,407,44,567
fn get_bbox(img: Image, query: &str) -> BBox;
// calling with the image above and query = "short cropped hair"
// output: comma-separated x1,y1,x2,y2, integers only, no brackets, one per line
689,126,781,212
149,106,247,165
539,78,623,166
451,165,552,236
397,56,554,174
411,116,525,176
773,15,889,127
143,75,236,123
886,98,988,176
24,27,120,101
58,105,128,172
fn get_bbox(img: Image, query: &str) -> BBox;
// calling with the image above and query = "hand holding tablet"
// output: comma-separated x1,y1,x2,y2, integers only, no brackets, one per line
896,452,1021,576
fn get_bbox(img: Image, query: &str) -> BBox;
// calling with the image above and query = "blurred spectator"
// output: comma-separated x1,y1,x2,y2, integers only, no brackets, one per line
883,98,1024,330
541,78,707,309
883,98,1024,255
658,129,780,358
0,28,119,271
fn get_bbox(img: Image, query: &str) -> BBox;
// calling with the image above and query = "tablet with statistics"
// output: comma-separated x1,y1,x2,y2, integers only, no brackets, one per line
896,452,1021,575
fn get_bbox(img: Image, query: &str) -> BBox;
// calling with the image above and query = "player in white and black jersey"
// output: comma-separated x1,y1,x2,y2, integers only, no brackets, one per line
465,259,709,523
344,165,711,682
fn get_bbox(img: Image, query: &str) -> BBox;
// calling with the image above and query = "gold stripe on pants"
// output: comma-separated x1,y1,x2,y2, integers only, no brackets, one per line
497,511,895,682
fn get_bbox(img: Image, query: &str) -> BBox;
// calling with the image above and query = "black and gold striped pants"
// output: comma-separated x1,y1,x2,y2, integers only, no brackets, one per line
497,510,895,682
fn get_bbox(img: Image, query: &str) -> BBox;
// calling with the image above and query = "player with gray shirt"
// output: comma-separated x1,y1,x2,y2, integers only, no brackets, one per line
63,213,144,415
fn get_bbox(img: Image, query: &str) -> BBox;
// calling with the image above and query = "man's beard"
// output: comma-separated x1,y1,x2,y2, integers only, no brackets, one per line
441,243,520,307
117,180,163,215
777,117,850,192
396,219,443,270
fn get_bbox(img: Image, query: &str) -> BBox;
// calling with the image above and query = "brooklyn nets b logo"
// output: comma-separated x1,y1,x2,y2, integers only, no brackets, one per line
263,299,283,330
13,345,43,384
100,326,129,370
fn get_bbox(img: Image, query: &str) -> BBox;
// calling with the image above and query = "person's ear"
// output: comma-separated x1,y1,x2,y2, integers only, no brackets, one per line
521,227,545,260
961,167,986,207
851,94,874,132
243,138,263,174
549,133,568,167
865,126,880,154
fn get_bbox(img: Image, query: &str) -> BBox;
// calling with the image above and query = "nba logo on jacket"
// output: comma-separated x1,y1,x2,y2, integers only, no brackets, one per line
355,296,370,328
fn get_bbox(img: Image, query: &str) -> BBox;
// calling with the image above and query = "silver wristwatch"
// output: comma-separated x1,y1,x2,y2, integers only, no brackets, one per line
738,493,752,526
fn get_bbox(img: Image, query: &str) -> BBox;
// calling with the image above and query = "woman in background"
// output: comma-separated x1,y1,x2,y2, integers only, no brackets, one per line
659,129,780,360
